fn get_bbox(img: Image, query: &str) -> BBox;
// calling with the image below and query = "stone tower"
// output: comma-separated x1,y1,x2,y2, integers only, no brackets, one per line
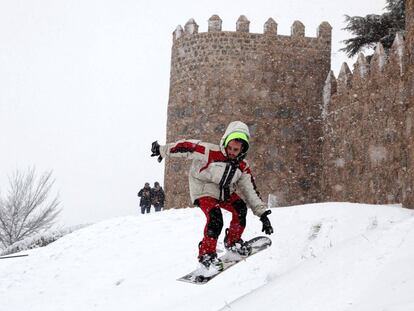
164,15,332,208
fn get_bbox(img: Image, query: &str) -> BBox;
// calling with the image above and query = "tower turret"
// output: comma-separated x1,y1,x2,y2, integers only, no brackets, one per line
165,16,332,208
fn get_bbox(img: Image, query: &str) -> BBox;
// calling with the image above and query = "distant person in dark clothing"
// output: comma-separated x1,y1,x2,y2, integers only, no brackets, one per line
138,182,152,214
151,181,165,212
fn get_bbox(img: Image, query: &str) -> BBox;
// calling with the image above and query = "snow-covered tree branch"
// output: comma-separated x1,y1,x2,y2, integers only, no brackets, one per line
0,168,61,248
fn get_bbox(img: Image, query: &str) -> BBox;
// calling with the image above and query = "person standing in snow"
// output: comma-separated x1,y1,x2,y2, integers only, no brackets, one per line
150,121,273,271
151,181,165,212
138,182,152,214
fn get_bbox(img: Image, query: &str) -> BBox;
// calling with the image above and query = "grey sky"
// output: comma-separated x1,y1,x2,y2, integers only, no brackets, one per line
0,0,386,226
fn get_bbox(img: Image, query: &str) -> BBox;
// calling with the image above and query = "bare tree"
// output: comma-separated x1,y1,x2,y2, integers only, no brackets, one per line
0,168,61,248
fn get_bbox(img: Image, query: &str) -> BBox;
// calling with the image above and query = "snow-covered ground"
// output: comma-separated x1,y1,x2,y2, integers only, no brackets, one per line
1,202,414,311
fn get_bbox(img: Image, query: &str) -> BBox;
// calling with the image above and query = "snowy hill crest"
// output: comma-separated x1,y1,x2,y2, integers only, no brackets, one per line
1,203,414,311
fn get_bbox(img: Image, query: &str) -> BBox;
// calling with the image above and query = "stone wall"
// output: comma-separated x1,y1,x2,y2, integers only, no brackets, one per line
163,1,414,209
164,15,331,208
321,35,407,204
321,0,414,208
403,0,414,207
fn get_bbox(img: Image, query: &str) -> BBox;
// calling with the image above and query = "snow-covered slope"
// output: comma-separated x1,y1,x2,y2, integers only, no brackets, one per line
1,203,413,311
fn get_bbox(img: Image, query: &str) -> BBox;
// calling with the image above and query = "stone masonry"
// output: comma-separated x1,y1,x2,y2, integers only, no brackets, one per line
164,15,331,208
321,38,406,204
403,0,414,207
163,2,414,210
321,0,414,207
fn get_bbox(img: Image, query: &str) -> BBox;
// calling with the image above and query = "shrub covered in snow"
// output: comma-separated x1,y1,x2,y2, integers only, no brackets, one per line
0,225,89,256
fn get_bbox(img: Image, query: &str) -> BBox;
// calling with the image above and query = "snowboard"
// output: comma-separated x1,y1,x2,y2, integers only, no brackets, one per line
177,236,272,285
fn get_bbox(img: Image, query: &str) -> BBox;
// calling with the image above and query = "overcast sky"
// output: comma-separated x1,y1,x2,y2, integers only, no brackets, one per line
0,0,386,226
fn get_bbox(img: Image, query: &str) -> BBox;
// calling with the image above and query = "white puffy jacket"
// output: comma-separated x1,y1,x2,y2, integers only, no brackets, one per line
160,121,268,217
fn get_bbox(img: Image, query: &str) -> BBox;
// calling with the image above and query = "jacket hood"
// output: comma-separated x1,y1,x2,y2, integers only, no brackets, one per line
220,121,251,160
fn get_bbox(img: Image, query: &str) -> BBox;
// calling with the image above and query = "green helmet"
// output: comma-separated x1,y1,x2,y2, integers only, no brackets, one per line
224,132,250,160
224,131,249,148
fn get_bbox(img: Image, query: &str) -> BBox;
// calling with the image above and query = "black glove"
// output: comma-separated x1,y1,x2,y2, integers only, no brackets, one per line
260,210,274,235
151,141,163,163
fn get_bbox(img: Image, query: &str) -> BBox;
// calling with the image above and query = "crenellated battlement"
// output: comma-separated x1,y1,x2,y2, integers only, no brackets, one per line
321,31,409,206
165,15,332,208
172,15,332,45
164,3,414,210
323,32,405,101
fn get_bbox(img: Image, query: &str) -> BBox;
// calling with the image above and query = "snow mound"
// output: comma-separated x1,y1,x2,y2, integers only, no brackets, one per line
0,203,413,311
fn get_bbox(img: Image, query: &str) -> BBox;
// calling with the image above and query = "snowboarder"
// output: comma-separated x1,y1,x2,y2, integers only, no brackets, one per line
150,121,274,272
151,181,165,212
138,182,152,214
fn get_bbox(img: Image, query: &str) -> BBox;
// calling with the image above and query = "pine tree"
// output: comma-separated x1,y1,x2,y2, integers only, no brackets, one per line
340,0,405,57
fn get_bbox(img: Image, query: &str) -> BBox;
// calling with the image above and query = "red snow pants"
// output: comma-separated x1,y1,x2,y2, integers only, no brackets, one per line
197,193,248,258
